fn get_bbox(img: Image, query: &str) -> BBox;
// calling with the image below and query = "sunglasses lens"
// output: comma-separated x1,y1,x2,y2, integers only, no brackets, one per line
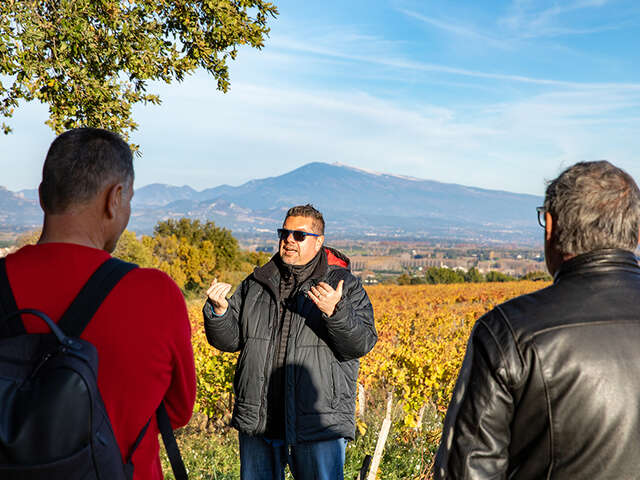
278,229,309,241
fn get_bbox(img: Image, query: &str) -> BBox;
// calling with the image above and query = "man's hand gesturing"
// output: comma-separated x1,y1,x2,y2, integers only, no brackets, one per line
207,278,232,316
308,280,344,317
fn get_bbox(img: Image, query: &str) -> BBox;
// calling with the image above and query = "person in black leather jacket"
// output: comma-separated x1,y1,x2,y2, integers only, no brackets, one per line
203,204,376,480
434,161,640,479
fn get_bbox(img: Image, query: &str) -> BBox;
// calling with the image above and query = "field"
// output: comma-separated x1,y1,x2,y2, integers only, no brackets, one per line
164,281,548,479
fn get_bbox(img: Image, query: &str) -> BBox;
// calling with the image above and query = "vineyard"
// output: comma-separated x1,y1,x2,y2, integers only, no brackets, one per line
174,281,548,479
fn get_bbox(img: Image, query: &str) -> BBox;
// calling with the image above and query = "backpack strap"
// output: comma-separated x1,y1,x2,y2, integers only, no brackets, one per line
0,257,27,338
122,403,188,480
157,402,189,480
3,255,188,478
58,257,137,337
57,257,189,479
123,417,152,480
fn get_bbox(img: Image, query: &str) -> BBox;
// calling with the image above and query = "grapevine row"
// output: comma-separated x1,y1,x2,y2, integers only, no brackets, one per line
188,281,547,429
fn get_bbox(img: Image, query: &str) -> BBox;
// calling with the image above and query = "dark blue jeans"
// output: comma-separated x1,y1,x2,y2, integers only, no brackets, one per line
239,433,347,480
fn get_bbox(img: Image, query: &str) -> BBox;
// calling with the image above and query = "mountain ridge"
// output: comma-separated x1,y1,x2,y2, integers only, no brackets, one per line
1,162,542,243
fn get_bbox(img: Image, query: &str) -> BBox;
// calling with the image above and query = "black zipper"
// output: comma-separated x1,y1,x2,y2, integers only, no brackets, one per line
29,352,53,379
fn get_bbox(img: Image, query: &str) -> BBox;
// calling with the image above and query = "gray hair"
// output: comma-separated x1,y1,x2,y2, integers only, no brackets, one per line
40,127,134,214
544,161,640,256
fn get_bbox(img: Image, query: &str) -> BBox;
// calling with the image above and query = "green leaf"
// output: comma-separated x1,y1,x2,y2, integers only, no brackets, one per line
0,0,278,141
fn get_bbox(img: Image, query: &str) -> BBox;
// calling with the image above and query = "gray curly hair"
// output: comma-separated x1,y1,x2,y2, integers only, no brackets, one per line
544,161,640,256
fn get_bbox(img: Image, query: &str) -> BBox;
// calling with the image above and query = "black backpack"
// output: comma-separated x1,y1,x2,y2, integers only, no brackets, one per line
0,257,188,480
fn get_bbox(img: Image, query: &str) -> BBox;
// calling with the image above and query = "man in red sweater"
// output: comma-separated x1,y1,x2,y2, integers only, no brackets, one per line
3,127,196,479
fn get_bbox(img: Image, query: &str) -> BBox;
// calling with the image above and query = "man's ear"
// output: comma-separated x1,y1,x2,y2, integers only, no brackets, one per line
315,235,324,252
104,183,124,220
545,212,554,242
37,184,45,210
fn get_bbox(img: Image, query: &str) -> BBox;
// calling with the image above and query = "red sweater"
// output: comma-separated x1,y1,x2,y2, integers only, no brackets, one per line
4,243,196,480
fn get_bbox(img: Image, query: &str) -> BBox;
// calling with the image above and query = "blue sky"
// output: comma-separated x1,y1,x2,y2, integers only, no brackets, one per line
2,0,640,195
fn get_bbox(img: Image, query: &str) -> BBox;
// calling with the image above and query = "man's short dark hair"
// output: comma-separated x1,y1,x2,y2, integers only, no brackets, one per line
39,127,134,214
544,161,640,256
285,204,325,235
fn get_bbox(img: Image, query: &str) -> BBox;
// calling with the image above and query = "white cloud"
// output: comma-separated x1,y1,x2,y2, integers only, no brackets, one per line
500,0,633,38
126,68,640,196
266,32,640,90
398,8,514,50
3,2,640,200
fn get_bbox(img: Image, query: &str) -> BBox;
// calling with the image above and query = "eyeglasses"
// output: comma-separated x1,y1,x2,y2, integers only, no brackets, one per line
536,206,546,228
277,228,321,242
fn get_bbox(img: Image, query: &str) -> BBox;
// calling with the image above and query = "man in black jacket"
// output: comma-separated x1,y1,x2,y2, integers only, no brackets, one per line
434,161,640,479
203,204,376,480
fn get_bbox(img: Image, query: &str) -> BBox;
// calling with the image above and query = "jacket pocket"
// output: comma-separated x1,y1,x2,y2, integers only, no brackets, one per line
233,338,267,406
331,361,357,410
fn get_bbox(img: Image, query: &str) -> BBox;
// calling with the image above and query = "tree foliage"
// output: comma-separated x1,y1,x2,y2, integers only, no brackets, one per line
0,0,278,140
464,267,483,283
114,217,269,292
425,267,466,284
484,270,516,282
520,270,552,282
14,228,42,247
397,266,520,285
155,218,239,273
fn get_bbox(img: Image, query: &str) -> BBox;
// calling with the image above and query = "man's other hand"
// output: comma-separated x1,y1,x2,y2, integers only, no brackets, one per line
308,280,344,317
207,278,232,316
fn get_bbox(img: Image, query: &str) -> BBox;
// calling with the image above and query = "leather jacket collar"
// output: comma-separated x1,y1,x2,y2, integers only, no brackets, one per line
554,248,640,283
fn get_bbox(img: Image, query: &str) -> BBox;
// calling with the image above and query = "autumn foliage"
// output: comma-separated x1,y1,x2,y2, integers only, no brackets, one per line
114,218,269,292
360,282,547,428
188,281,548,429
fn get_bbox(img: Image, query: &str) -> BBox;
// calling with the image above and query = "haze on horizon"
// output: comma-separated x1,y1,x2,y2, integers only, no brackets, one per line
1,0,639,197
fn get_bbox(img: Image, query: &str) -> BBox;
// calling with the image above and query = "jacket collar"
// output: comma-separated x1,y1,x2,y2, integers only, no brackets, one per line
554,248,640,283
252,246,351,301
252,256,280,301
325,246,350,269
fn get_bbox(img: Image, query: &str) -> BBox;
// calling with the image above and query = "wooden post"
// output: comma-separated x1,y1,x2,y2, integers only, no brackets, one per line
367,392,393,480
358,383,366,419
414,404,426,432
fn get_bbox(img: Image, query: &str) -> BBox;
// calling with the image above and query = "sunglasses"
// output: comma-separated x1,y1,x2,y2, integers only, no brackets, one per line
536,206,546,228
277,228,321,242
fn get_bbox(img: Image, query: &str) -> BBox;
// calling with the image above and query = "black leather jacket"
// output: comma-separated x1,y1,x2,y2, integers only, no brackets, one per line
435,249,640,479
203,247,376,444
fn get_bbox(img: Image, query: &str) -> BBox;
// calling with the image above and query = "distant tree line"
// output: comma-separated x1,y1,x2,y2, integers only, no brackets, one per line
114,218,270,294
12,221,551,290
11,218,270,295
396,267,551,285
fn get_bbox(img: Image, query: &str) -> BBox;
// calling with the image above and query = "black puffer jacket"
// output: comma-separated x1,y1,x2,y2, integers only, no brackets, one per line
434,249,640,479
203,247,376,444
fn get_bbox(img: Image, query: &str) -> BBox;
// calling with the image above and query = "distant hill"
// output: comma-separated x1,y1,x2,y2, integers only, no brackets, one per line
1,162,543,244
0,186,42,232
132,183,199,206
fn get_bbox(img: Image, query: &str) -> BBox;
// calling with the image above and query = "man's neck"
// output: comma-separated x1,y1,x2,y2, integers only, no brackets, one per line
39,214,107,251
278,249,322,272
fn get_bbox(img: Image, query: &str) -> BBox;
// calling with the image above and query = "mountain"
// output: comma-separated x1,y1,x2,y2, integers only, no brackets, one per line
1,162,543,243
17,188,38,202
0,186,42,232
130,162,542,243
131,183,199,206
